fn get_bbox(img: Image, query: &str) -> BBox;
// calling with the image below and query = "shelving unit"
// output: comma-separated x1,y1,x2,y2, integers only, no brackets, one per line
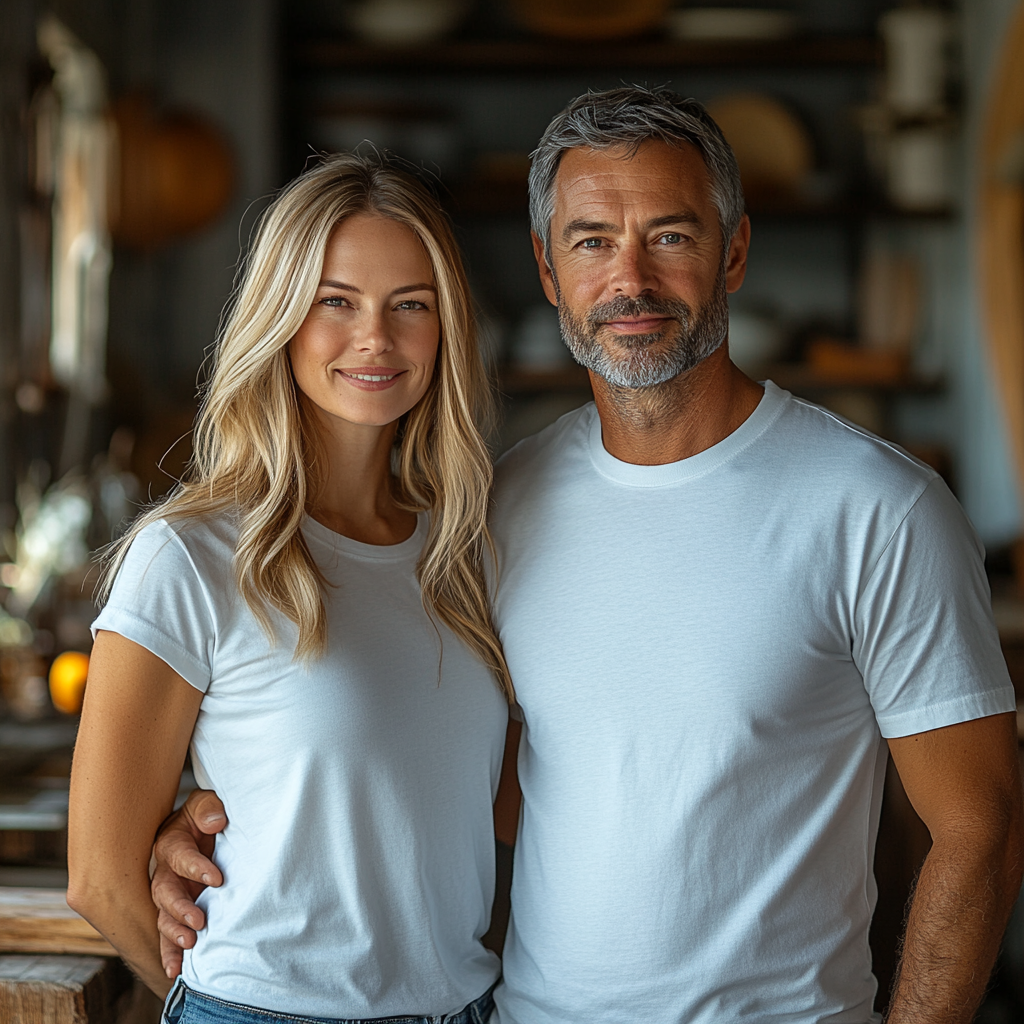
284,18,952,454
291,34,881,74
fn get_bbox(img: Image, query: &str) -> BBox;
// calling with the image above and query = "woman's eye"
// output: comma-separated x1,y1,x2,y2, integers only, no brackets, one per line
395,299,429,311
319,296,348,308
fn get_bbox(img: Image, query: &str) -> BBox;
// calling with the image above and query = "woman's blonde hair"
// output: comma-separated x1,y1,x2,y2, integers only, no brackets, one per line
100,152,514,701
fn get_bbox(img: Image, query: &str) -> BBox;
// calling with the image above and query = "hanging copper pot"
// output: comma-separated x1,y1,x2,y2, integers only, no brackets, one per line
109,93,235,250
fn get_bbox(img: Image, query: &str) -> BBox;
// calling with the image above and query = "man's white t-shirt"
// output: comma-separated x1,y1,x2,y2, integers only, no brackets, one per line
93,513,506,1019
488,382,1015,1024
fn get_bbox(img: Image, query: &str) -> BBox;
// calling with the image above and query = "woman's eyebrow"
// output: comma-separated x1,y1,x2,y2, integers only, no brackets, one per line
316,280,436,294
392,283,437,295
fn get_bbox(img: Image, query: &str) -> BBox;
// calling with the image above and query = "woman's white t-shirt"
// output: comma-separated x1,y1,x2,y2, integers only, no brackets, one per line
92,513,506,1019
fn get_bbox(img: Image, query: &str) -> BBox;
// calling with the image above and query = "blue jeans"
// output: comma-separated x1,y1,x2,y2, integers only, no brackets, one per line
162,980,496,1024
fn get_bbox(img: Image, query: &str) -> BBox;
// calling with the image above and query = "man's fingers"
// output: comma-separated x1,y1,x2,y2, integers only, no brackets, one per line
154,830,224,886
182,789,227,835
158,914,186,979
157,906,199,949
152,863,210,925
157,905,199,950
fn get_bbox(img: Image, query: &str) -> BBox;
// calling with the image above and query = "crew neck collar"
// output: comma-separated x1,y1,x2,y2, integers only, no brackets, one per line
302,511,426,561
587,380,789,487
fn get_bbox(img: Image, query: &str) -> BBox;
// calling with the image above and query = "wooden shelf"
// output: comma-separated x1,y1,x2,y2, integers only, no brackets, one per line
765,364,944,394
498,366,591,394
291,35,881,74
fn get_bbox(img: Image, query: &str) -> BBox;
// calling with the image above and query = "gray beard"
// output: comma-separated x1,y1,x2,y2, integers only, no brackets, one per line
554,266,730,389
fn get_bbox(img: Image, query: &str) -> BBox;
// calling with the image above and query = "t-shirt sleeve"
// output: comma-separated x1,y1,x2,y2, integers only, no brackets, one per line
92,520,217,693
853,476,1015,737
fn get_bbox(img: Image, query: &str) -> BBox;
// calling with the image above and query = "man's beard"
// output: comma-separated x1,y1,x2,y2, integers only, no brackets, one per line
554,265,730,389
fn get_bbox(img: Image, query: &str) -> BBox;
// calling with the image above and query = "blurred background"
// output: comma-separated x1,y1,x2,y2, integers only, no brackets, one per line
0,0,1023,1020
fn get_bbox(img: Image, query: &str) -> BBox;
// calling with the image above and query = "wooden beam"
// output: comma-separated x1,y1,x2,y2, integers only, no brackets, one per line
0,890,116,957
979,2,1024,510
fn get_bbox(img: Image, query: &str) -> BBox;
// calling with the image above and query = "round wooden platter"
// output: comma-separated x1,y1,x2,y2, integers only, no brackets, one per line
706,92,814,207
979,1,1024,499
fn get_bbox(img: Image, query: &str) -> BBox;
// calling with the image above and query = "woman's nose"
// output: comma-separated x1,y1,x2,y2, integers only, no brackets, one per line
353,311,394,354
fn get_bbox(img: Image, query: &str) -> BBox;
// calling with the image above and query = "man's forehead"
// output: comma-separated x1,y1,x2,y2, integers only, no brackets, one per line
552,140,713,220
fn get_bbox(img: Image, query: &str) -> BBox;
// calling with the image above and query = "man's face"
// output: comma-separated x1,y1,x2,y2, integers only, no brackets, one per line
533,140,748,388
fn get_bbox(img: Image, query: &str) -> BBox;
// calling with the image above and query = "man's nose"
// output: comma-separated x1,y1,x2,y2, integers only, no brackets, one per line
608,242,658,297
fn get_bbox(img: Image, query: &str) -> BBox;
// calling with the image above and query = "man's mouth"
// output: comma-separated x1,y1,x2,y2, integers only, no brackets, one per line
603,317,672,333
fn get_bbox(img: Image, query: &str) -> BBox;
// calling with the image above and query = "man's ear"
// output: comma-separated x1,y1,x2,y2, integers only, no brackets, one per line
531,231,558,307
725,214,751,295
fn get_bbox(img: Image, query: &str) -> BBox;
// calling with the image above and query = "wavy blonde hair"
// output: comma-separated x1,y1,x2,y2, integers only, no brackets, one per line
100,153,513,701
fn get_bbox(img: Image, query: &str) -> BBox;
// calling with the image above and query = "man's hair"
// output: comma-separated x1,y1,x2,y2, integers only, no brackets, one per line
528,86,745,263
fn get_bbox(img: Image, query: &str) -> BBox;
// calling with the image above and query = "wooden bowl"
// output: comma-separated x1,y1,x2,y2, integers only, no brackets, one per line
109,94,236,250
705,93,814,207
510,0,670,40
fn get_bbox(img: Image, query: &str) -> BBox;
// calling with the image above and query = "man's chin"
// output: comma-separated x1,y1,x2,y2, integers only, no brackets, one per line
595,325,673,351
578,353,687,389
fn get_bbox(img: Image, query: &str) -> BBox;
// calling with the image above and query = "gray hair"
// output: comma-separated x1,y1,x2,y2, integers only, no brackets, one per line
528,86,745,263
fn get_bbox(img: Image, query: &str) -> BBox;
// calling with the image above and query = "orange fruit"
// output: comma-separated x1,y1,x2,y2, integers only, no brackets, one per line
49,651,90,715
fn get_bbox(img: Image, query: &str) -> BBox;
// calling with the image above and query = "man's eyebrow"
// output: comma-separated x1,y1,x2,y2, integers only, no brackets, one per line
562,219,617,241
317,280,436,295
648,211,704,229
561,212,706,241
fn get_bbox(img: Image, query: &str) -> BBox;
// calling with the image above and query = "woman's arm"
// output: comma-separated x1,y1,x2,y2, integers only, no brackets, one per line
68,629,204,996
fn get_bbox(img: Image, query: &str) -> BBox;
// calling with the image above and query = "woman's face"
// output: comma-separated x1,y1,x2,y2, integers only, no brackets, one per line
289,213,440,436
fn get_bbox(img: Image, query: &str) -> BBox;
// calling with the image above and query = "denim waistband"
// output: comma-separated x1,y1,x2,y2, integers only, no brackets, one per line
162,978,495,1024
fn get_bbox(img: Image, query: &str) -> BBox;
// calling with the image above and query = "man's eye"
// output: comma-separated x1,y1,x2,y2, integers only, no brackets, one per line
658,233,683,244
580,238,603,249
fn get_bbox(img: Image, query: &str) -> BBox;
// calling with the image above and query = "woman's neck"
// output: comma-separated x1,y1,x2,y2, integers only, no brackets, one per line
308,416,417,546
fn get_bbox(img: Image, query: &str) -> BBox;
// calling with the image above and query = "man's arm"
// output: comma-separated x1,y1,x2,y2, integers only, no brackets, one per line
151,789,228,978
884,711,1024,1024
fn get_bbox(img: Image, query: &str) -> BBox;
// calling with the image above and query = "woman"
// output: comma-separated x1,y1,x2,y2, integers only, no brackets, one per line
67,153,514,1024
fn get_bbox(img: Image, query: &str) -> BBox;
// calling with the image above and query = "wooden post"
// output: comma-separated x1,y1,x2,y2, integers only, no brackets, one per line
0,954,133,1024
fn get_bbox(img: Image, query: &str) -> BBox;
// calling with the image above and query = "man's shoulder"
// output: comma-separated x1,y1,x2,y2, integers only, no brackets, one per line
494,402,596,490
768,387,939,501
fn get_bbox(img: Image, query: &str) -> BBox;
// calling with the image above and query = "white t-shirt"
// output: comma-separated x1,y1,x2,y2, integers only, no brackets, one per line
93,513,506,1019
488,382,1015,1024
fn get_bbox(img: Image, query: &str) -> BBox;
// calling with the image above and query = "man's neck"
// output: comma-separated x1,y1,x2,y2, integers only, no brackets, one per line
589,347,764,466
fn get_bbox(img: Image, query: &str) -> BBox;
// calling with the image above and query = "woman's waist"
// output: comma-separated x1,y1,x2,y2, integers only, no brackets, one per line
181,926,500,1020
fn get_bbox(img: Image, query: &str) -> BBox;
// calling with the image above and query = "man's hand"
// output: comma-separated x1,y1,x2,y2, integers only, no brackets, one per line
151,789,227,979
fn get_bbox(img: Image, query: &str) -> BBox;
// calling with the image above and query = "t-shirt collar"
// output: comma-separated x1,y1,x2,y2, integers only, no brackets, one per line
588,379,789,487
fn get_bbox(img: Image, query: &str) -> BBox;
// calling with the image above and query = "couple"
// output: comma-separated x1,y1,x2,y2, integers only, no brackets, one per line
68,87,1022,1024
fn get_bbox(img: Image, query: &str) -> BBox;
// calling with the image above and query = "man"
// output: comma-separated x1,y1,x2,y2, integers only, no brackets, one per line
153,88,1023,1023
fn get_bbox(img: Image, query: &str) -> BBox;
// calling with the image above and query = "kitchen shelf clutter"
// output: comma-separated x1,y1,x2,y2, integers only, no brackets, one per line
292,34,882,73
284,1,957,456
